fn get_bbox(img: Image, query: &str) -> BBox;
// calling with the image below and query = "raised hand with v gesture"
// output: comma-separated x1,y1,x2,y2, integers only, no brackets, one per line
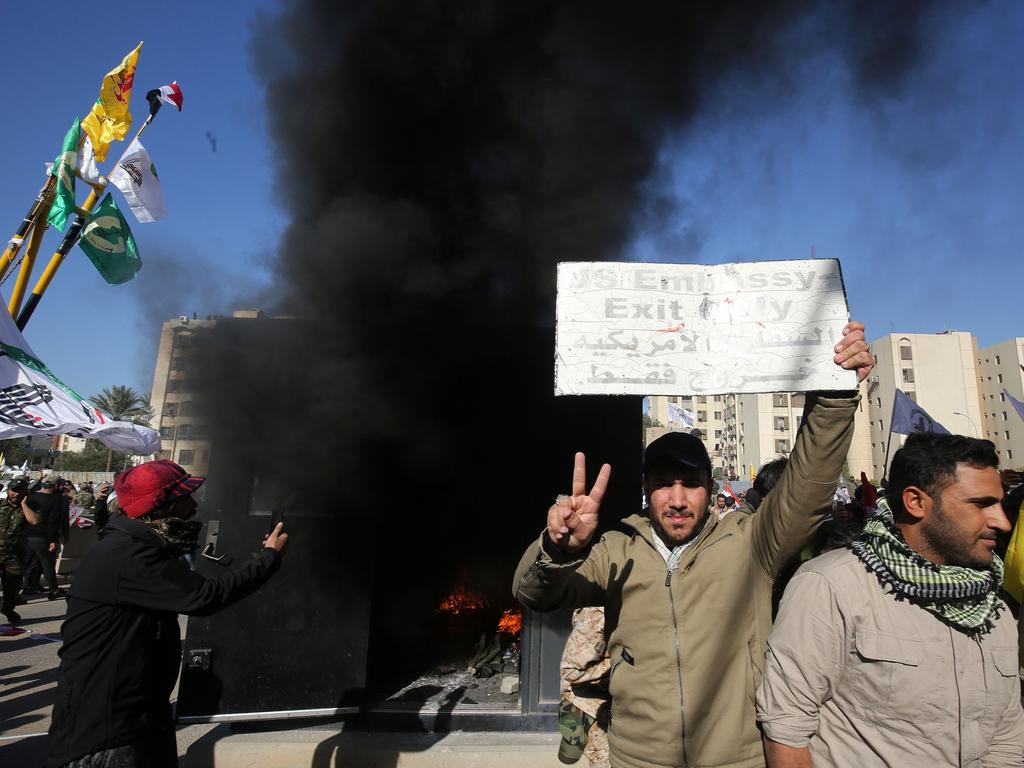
546,452,611,554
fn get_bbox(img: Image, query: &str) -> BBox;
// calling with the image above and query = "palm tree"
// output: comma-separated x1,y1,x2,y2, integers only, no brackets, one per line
88,386,153,471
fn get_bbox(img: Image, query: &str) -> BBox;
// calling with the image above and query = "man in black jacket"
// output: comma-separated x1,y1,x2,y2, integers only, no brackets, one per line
47,459,289,768
22,473,63,599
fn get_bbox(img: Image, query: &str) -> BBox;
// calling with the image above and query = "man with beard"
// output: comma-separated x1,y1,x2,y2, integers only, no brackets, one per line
757,433,1024,767
47,460,289,768
514,322,873,768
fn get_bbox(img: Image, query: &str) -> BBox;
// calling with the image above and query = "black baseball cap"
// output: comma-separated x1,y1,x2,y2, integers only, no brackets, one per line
7,478,29,493
643,432,712,477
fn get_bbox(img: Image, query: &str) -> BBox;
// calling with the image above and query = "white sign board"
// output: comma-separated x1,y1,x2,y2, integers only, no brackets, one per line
555,259,857,396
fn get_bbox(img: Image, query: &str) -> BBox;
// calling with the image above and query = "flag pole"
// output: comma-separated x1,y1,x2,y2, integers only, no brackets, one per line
16,115,154,330
880,393,898,482
0,177,57,285
6,212,49,317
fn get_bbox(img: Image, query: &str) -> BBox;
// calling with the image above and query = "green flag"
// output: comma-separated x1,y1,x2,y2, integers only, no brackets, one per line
78,194,141,284
47,118,80,231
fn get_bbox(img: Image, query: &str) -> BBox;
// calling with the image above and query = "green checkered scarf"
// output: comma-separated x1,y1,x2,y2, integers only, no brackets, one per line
850,498,1003,634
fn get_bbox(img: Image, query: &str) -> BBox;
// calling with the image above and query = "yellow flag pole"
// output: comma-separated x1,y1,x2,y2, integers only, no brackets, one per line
7,212,49,317
16,114,154,331
0,176,56,285
15,180,106,330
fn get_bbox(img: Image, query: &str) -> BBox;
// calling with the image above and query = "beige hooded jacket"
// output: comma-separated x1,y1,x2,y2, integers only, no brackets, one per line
513,393,858,768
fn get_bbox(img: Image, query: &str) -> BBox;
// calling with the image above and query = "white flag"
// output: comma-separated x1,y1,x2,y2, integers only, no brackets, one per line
44,135,101,185
108,138,167,223
667,403,696,427
0,308,160,454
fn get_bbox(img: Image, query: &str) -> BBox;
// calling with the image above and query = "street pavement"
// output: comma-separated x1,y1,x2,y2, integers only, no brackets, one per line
0,594,216,766
1,596,566,767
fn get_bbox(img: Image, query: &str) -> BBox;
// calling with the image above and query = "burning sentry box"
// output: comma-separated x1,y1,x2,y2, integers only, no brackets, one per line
554,258,858,396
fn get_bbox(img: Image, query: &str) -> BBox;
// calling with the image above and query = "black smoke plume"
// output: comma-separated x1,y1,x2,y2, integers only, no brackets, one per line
186,0,940,692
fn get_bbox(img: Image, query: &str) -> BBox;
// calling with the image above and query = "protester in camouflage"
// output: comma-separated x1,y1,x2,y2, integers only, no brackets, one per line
0,478,38,623
559,607,611,767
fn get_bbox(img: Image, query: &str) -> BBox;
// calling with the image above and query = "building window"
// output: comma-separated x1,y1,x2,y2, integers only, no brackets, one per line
178,449,195,465
715,430,722,439
876,397,882,408
669,397,678,404
159,426,174,438
996,355,1001,365
1004,412,1009,421
776,417,789,431
1006,431,1011,440
697,411,706,421
773,394,788,408
199,449,210,465
997,374,1003,383
905,391,916,402
902,368,915,384
180,401,196,417
713,395,722,403
899,345,913,360
166,380,182,392
1008,449,1014,461
697,396,706,404
177,425,192,439
162,403,178,417
714,411,722,420
1000,393,1006,402
775,439,790,454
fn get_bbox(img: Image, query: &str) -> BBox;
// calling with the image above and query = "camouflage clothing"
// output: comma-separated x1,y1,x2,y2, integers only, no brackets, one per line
559,607,611,768
0,499,26,571
73,490,95,513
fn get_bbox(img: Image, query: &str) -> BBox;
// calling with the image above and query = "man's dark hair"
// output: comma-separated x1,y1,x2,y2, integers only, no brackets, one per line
753,458,788,499
886,433,999,519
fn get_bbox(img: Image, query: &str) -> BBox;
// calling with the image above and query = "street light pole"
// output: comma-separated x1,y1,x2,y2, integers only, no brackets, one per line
952,411,978,437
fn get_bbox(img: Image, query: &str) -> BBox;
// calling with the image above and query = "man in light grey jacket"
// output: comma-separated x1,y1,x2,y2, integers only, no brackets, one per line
757,433,1024,767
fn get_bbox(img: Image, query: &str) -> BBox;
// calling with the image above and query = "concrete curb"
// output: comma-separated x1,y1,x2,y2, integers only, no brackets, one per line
180,729,569,768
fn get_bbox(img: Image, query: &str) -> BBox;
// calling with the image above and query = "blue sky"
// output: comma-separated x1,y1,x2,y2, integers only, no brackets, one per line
2,1,1021,402
1,1,283,399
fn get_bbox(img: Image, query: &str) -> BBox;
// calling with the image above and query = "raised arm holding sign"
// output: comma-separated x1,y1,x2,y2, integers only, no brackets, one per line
515,308,872,768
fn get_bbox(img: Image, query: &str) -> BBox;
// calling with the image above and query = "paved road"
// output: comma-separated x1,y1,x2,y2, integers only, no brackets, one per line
0,594,215,767
1,598,564,767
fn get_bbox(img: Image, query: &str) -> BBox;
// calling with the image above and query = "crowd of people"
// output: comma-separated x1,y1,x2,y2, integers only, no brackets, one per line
529,321,1024,768
3,317,1023,768
0,473,115,622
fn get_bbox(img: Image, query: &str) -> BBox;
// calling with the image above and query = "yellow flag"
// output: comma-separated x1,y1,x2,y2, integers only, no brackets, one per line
81,42,143,161
750,464,756,483
1003,500,1024,605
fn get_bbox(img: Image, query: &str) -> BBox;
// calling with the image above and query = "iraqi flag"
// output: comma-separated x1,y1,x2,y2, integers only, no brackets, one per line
146,81,183,117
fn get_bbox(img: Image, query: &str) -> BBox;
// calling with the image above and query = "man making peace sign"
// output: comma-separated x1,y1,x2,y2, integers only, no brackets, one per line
514,321,874,768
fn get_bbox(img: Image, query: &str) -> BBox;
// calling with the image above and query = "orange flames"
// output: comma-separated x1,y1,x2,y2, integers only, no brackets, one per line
497,608,522,636
436,585,487,615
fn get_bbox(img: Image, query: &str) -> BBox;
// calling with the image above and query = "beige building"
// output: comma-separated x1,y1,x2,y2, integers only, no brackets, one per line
648,388,871,484
646,394,731,476
149,309,286,476
53,434,89,453
864,331,986,480
149,315,217,475
978,338,1024,469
